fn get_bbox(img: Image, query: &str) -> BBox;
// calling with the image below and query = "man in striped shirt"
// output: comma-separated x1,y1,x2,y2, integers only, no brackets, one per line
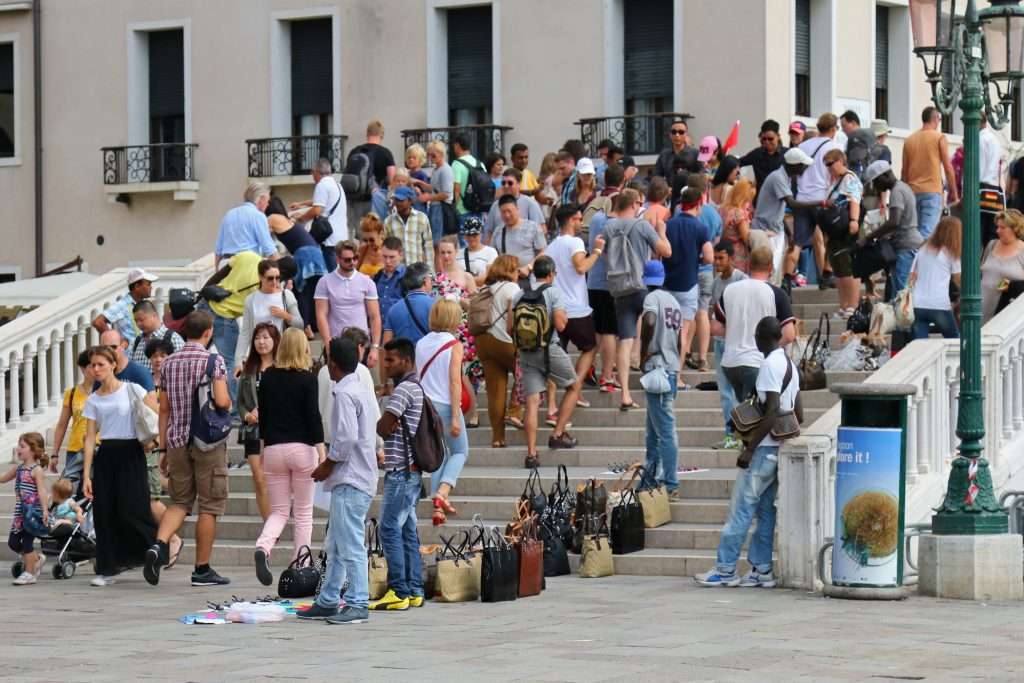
369,337,425,611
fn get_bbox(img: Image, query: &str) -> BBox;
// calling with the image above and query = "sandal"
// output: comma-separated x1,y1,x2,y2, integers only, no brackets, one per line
432,509,447,526
432,495,457,516
684,354,700,370
491,440,506,448
505,416,525,430
619,401,639,412
166,536,184,570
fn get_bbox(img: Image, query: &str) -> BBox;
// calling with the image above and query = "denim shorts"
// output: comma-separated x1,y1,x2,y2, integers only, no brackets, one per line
669,285,699,322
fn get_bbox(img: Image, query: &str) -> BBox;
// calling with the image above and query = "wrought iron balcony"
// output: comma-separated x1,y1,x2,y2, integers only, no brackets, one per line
401,124,513,162
101,143,198,184
575,112,693,158
246,135,348,178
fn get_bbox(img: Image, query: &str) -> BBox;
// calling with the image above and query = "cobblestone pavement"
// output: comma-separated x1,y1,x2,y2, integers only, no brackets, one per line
3,562,1023,682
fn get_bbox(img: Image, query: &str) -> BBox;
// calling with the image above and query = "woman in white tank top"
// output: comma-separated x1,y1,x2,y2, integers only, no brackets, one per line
414,299,468,526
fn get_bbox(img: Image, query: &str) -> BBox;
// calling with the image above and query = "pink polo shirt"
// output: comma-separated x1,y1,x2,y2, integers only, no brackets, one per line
314,269,378,338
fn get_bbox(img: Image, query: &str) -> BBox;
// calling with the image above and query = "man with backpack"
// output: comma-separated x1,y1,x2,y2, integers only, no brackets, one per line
344,119,397,224
369,338,429,611
131,300,184,373
383,263,435,346
144,310,233,588
452,133,494,226
509,256,581,468
602,189,672,411
840,110,878,179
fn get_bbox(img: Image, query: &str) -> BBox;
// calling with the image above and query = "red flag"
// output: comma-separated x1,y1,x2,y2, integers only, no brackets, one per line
722,120,741,155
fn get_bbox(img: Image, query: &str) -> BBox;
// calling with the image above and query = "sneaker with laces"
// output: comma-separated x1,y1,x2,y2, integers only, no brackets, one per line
369,589,410,611
694,569,741,587
12,571,36,585
32,555,46,579
548,431,578,449
191,567,231,587
408,595,424,608
90,575,117,587
722,435,743,450
326,606,369,625
296,602,339,620
739,570,777,588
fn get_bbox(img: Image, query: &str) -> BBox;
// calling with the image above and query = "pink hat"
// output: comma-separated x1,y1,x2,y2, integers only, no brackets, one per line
697,136,719,163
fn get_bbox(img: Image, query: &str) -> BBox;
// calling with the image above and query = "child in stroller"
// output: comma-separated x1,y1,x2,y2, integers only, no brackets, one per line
11,482,97,581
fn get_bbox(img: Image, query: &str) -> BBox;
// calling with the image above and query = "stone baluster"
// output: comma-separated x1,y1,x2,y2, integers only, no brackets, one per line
50,337,62,407
1002,355,1013,442
916,390,930,475
906,398,919,483
36,342,49,413
0,358,7,433
9,354,20,425
21,351,34,422
77,324,87,358
948,369,959,457
1014,346,1024,432
62,330,74,397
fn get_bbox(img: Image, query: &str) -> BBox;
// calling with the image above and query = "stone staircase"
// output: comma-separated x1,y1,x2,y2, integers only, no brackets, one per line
3,288,870,578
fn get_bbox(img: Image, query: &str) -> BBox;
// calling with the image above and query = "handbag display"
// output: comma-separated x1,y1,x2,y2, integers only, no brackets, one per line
481,527,519,603
610,488,645,555
366,519,388,601
542,464,575,551
277,545,321,598
419,544,440,600
579,515,614,578
573,478,607,554
434,531,480,603
520,467,547,518
540,518,571,577
130,383,159,446
515,514,544,597
799,312,829,391
635,467,672,529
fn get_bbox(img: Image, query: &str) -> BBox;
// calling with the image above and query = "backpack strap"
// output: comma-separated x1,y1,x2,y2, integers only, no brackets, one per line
464,248,471,273
420,338,458,379
404,296,428,336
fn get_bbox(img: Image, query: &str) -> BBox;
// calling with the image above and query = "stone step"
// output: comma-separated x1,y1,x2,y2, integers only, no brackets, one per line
791,287,839,304
467,406,828,429
463,425,739,448
474,386,842,410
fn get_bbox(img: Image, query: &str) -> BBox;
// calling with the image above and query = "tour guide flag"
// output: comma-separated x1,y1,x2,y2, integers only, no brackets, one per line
832,426,906,588
722,121,741,156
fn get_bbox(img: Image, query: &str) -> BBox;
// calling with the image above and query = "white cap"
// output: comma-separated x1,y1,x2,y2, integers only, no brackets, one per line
783,147,814,166
127,267,159,286
863,160,892,184
576,157,596,175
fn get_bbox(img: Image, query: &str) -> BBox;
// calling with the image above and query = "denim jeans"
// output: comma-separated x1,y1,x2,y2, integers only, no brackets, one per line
317,483,372,610
912,308,959,340
644,374,678,491
713,339,737,435
203,304,239,408
722,365,759,404
891,248,916,298
428,203,445,245
915,192,943,240
321,245,337,273
380,471,424,598
371,188,390,222
715,445,779,575
430,402,468,495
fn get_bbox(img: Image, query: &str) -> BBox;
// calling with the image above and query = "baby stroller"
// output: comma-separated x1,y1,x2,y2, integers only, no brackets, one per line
10,498,97,580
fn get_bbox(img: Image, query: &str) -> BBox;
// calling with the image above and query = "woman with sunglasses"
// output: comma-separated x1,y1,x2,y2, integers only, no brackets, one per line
265,195,327,335
235,259,304,374
821,149,863,318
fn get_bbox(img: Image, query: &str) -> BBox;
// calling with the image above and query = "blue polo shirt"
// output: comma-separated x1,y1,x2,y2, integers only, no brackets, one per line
374,265,406,321
664,212,711,293
697,205,723,274
385,291,436,345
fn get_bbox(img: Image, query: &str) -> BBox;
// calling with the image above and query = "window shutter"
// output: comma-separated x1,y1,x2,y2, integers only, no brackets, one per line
291,18,332,117
447,6,493,112
624,0,674,100
148,30,184,118
0,43,12,94
795,0,811,77
876,6,889,88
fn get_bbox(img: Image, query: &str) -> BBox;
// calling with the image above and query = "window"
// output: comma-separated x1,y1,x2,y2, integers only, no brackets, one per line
447,6,492,126
0,42,13,158
623,0,673,116
875,6,889,121
289,18,333,172
147,29,185,181
795,0,811,117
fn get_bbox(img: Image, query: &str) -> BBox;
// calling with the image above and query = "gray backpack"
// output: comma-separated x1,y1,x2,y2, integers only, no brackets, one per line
604,219,646,298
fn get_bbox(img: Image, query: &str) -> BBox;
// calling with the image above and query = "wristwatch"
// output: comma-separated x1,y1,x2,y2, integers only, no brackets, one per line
371,344,381,349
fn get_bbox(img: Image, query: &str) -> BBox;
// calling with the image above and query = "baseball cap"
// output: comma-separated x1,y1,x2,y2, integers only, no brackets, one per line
461,216,484,235
697,136,719,163
783,147,814,166
393,186,416,202
863,160,892,185
642,260,665,287
576,157,596,175
127,267,158,286
788,121,807,134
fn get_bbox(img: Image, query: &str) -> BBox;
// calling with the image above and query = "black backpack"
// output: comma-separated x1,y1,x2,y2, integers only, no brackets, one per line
455,158,495,213
341,150,376,199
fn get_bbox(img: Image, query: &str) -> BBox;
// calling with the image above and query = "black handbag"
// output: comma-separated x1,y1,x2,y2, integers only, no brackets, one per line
481,527,519,603
310,178,343,244
610,488,645,555
543,464,575,549
572,478,607,553
441,201,460,235
846,297,873,334
799,312,829,391
520,467,547,518
814,173,854,240
540,519,571,577
278,545,321,598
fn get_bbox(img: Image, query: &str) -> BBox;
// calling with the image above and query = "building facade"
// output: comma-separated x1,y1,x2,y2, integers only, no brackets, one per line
0,0,1003,279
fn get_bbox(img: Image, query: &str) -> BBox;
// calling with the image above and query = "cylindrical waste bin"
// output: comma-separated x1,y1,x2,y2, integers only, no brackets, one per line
825,382,916,600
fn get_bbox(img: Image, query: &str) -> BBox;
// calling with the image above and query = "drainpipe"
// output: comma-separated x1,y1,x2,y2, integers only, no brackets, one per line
32,0,42,276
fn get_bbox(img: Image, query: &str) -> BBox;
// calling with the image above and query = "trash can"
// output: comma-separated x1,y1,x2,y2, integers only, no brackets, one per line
825,383,916,600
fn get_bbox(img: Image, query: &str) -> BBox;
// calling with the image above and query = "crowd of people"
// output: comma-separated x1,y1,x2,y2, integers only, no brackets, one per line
6,107,1017,602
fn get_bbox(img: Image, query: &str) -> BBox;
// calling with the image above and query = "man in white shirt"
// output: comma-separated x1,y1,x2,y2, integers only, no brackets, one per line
483,168,545,241
456,218,498,286
291,158,348,272
545,204,606,413
795,113,842,288
979,118,1005,246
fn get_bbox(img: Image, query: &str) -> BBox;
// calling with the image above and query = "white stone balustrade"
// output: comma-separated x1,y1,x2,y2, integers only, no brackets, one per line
0,255,215,458
780,294,1024,590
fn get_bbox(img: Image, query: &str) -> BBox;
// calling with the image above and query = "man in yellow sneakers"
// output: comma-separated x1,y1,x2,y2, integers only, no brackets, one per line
370,338,427,610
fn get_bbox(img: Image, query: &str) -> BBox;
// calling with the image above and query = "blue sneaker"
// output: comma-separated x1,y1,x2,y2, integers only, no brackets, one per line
694,569,741,587
738,570,778,588
326,606,369,625
296,603,339,620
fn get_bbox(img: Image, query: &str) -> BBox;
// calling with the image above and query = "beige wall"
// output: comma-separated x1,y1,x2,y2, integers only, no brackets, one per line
0,8,35,279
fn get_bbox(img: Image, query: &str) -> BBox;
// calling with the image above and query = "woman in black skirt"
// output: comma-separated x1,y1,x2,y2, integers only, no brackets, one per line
82,345,157,586
237,321,280,521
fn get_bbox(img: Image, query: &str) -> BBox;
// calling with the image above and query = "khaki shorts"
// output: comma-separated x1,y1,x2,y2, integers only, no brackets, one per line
520,344,578,396
145,450,163,500
167,443,229,516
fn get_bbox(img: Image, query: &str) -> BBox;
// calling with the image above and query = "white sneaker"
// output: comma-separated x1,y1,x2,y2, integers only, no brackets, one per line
33,555,46,579
738,570,778,588
13,572,36,585
90,575,117,587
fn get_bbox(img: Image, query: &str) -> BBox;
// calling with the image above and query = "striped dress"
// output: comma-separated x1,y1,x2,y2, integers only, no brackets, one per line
12,464,40,532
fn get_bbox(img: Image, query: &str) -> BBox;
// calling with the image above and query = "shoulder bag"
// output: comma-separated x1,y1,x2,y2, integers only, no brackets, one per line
481,527,519,603
310,178,342,245
730,358,795,440
520,466,547,518
543,464,575,550
277,545,321,598
130,383,159,446
579,514,614,578
609,488,645,555
799,312,830,391
434,530,480,603
635,465,671,529
515,514,544,598
573,478,608,553
366,518,389,600
419,337,471,414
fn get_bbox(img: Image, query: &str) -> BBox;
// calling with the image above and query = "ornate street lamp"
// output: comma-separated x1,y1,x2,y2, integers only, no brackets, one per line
910,0,1024,534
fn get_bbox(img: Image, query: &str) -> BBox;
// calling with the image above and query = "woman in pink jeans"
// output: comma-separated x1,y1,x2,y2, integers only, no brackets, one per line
253,328,325,586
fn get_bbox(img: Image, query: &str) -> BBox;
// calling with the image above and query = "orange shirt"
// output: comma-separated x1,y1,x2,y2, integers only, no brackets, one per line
903,129,945,194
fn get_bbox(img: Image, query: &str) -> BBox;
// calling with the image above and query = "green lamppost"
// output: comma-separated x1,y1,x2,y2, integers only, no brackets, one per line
909,0,1024,534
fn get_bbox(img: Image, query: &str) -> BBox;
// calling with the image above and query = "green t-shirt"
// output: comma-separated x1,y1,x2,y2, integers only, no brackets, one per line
452,153,479,215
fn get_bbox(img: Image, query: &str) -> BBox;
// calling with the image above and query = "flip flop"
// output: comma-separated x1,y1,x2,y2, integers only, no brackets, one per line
166,537,184,570
619,401,639,412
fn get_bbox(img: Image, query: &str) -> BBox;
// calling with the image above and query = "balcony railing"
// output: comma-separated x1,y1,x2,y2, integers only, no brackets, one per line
401,124,512,162
575,112,693,158
246,135,348,178
101,143,198,184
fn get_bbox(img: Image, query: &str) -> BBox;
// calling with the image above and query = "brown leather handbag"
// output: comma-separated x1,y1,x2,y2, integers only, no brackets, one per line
515,514,544,598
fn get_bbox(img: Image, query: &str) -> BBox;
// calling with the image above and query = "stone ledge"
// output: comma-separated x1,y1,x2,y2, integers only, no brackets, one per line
919,533,1023,601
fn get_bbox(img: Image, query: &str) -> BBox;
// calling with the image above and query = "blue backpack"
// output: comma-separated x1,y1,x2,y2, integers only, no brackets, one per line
189,354,232,451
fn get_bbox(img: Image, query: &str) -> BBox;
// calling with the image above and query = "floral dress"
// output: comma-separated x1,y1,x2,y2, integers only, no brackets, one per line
432,271,485,388
11,464,40,533
720,205,753,273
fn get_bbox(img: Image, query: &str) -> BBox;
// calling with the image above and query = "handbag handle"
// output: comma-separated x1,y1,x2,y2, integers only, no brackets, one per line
290,545,313,569
521,467,542,499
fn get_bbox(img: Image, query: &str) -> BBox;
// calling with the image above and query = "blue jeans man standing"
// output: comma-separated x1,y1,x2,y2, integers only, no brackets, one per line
644,376,679,492
915,192,943,240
